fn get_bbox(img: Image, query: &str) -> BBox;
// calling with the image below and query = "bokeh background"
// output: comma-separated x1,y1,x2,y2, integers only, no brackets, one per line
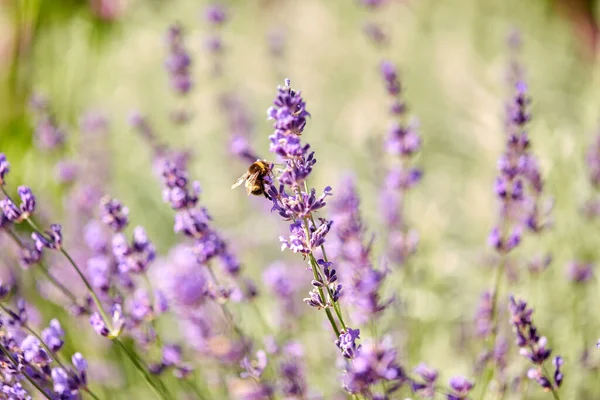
1,0,600,399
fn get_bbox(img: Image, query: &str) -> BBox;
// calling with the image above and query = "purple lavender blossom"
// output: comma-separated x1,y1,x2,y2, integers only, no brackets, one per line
508,296,563,392
490,81,549,252
33,116,66,151
55,160,79,184
474,291,493,338
566,261,594,283
165,24,193,95
343,337,406,396
411,363,438,398
0,153,9,186
100,197,129,232
41,319,64,352
240,350,267,380
2,382,30,399
267,79,310,147
378,61,423,266
1,186,37,223
335,328,361,359
267,27,285,58
21,335,52,366
31,224,63,251
363,22,388,46
204,4,227,25
447,376,474,400
359,0,387,8
220,93,261,165
329,175,391,322
112,226,156,274
160,161,241,277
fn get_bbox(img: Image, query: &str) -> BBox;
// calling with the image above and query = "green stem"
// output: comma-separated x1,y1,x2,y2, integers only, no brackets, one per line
2,226,80,305
302,181,348,331
542,365,561,400
84,388,102,400
16,215,111,330
205,264,246,339
58,247,111,330
0,342,52,399
37,262,80,304
308,253,346,331
142,273,162,347
478,256,506,400
115,339,169,400
306,250,340,337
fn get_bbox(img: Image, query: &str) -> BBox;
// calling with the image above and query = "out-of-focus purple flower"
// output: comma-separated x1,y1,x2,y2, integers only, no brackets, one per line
240,350,268,380
41,319,64,352
380,61,401,96
474,291,493,338
335,328,361,359
267,27,285,58
343,337,406,396
0,282,10,300
112,226,156,274
204,4,227,25
51,367,70,394
447,376,474,400
411,363,438,398
165,24,193,95
1,186,36,223
508,296,563,391
527,253,552,275
100,197,129,232
33,116,66,151
553,356,564,387
79,110,108,135
363,22,388,46
220,93,261,165
21,335,51,366
166,247,209,308
378,60,422,267
385,120,421,156
587,133,600,188
2,382,30,399
280,357,307,397
18,242,42,268
566,261,594,283
359,0,387,8
0,153,10,186
90,312,109,337
55,160,78,184
72,352,88,373
329,176,391,323
31,224,63,251
17,186,35,215
491,81,549,253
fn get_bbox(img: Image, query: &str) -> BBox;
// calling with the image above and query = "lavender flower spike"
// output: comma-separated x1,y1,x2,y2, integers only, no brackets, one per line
508,296,563,392
447,376,474,400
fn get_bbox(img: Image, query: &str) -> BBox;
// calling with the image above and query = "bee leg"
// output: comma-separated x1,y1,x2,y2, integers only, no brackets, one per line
263,191,272,201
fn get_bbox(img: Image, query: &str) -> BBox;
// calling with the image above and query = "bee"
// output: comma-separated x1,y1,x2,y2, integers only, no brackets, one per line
231,160,273,200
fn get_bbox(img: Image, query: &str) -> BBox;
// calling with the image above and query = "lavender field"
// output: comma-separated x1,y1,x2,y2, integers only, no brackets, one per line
0,0,599,399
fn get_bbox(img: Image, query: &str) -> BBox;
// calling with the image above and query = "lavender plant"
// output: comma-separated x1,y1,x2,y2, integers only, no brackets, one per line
1,3,591,399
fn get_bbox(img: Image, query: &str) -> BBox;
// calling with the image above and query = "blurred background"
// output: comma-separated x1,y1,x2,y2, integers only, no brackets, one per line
1,0,600,398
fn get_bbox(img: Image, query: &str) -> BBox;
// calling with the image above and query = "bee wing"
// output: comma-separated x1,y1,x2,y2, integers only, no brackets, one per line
244,171,262,195
231,173,249,189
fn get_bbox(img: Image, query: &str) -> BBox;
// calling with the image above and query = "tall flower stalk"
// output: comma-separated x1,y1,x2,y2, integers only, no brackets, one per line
261,79,345,337
379,61,422,268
